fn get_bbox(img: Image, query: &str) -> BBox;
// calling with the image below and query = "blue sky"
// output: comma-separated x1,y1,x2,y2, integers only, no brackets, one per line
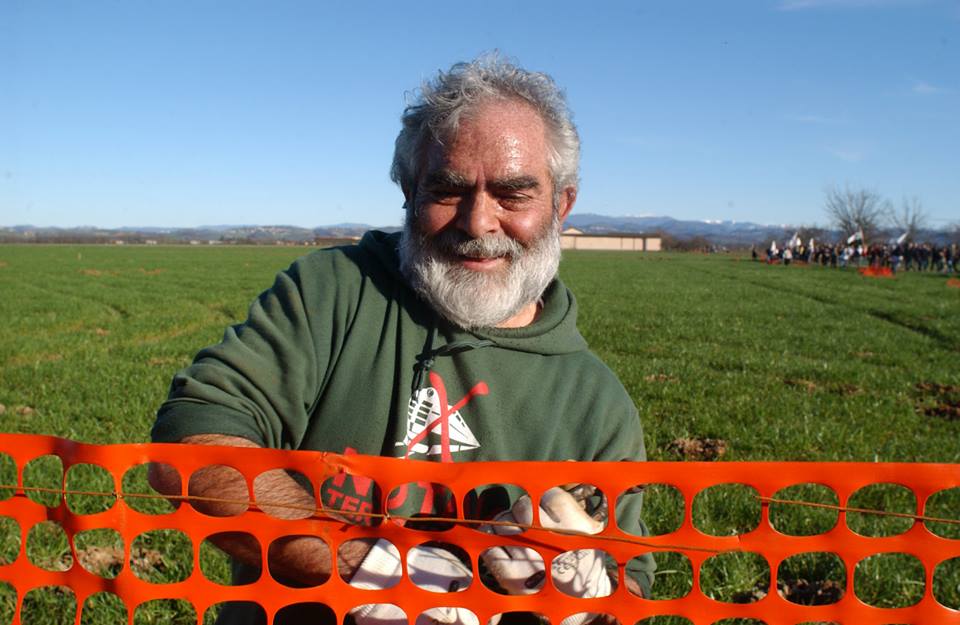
2,0,958,229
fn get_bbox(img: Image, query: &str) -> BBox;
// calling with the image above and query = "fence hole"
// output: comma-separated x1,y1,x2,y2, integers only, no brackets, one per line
464,483,528,530
776,552,845,605
545,483,607,532
26,521,72,571
480,545,546,594
80,592,127,625
0,582,15,625
410,541,473,592
274,602,334,624
0,517,19,565
0,454,15,501
416,607,479,625
122,463,180,515
488,612,548,625
203,602,264,625
619,483,683,536
130,529,193,584
348,604,405,625
22,455,63,508
65,463,115,514
636,552,692,600
268,535,330,587
338,538,397,588
710,620,767,625
188,464,248,516
319,472,382,527
933,557,960,609
560,613,617,625
768,483,839,536
847,483,916,537
133,599,196,625
700,551,770,603
74,528,123,578
692,484,760,536
635,618,693,625
924,487,960,539
21,586,76,625
254,469,315,520
794,622,839,625
201,532,261,585
552,549,615,598
387,481,458,531
853,553,925,607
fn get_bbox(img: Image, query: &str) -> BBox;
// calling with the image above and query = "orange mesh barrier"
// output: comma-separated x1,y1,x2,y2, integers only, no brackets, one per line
858,267,894,278
1,433,959,625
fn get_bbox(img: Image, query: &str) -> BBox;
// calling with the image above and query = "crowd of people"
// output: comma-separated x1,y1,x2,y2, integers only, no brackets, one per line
754,239,958,274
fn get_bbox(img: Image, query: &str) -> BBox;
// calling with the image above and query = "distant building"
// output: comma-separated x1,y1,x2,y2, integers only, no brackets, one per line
560,227,661,252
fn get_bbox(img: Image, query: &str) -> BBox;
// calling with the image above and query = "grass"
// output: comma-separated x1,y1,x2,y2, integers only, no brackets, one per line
1,244,960,624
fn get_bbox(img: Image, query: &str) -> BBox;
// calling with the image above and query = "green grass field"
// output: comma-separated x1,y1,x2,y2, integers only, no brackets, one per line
1,243,959,625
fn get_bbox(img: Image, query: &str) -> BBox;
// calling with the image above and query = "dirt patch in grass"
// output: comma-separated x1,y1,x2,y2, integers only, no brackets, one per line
80,269,113,277
16,406,35,417
94,328,110,336
784,378,818,393
147,356,185,367
947,278,960,289
914,382,960,421
778,578,843,605
0,261,7,269
644,373,677,383
831,383,863,396
138,268,165,275
666,437,728,461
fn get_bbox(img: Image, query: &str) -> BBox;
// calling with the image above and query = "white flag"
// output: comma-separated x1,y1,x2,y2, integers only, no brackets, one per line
896,232,908,245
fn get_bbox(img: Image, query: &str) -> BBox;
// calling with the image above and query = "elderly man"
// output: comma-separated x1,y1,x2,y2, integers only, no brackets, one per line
152,55,652,625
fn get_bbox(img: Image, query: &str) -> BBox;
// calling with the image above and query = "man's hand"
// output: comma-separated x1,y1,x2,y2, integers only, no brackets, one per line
481,487,612,625
147,434,373,586
349,540,477,625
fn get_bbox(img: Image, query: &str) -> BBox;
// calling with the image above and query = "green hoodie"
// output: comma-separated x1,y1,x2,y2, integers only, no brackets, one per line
153,230,654,611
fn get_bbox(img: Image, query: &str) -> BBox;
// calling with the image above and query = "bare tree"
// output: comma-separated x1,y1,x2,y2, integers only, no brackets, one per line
823,184,888,243
886,196,929,242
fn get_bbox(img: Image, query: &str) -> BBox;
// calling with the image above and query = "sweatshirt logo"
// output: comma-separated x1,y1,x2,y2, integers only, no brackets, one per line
396,371,487,461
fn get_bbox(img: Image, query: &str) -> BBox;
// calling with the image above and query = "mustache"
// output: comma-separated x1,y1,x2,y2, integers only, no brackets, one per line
429,231,525,259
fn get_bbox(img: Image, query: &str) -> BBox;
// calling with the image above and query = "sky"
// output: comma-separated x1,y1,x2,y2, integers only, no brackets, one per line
1,0,958,229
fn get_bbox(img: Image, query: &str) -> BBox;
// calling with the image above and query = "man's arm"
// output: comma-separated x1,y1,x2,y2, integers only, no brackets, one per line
148,433,372,584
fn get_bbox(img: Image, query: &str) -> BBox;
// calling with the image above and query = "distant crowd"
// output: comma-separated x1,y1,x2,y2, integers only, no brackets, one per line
753,241,958,274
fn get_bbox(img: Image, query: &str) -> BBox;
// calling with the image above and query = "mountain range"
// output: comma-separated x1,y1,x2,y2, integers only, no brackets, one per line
1,214,954,246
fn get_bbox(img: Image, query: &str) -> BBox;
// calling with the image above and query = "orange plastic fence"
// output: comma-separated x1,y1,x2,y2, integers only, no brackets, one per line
1,433,959,625
858,267,894,278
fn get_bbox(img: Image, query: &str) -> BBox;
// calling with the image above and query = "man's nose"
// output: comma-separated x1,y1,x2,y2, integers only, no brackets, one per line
456,192,501,238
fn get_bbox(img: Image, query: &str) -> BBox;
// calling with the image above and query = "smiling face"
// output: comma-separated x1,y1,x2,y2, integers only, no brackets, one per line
398,99,577,330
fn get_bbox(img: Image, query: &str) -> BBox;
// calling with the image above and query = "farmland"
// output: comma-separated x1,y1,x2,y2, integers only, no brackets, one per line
1,243,959,624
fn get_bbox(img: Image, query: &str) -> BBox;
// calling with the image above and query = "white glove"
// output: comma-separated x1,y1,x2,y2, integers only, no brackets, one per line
481,488,611,625
348,539,478,625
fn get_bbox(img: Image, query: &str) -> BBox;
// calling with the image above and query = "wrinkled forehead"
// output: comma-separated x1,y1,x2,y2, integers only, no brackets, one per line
420,100,551,182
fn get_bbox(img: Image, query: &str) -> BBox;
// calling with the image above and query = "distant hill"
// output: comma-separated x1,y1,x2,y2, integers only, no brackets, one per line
1,216,953,246
564,213,793,246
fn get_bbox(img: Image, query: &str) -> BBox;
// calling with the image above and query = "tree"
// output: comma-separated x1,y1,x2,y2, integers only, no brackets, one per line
823,184,888,244
886,196,929,242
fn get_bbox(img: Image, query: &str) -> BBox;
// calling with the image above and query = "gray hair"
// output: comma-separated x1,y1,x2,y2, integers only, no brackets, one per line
390,54,580,209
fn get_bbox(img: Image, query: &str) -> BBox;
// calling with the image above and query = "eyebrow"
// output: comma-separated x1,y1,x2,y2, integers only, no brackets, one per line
422,170,541,193
488,175,540,193
422,169,471,189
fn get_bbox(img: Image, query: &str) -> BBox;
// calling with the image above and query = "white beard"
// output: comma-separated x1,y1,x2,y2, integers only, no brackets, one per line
398,214,561,330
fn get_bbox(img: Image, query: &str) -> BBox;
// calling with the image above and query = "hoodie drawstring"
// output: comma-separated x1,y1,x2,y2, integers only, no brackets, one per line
411,322,495,397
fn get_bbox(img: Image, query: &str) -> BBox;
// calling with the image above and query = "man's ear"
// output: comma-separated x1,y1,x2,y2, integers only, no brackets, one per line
555,186,577,228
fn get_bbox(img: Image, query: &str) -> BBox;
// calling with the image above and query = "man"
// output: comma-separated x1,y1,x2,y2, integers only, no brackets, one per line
152,55,652,625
